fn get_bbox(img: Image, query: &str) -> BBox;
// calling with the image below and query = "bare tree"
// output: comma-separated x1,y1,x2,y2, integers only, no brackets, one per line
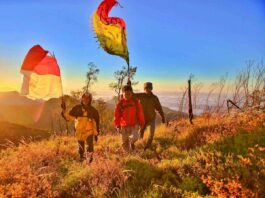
215,73,228,113
84,62,100,92
250,60,265,106
109,66,138,100
70,90,83,100
192,81,204,114
178,87,188,113
242,61,254,107
109,69,127,100
188,75,193,124
232,71,244,105
231,60,265,109
204,83,216,114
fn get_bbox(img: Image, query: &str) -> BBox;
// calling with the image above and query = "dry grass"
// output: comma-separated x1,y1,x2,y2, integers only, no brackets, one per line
0,109,264,197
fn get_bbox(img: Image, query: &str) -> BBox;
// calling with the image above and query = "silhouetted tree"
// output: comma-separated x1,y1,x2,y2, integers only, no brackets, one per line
84,62,100,92
109,66,138,100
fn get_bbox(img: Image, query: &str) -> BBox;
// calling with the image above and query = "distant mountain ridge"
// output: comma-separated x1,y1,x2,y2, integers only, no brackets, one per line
0,91,47,126
0,91,42,105
0,121,50,149
0,91,185,132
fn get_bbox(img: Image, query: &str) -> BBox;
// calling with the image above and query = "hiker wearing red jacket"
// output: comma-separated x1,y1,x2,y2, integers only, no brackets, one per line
114,85,145,152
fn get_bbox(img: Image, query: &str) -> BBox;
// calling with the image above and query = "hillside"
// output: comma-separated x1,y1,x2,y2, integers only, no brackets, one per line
0,91,183,132
0,109,264,197
0,121,51,149
0,91,47,126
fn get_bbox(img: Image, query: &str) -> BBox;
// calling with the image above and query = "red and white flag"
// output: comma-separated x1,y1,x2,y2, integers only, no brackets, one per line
20,45,63,100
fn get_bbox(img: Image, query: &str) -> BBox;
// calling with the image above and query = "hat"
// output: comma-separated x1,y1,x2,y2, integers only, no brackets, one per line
144,82,153,90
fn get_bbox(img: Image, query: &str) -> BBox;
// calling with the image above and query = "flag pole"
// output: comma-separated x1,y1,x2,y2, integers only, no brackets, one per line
53,52,65,115
50,52,67,136
127,59,131,86
51,52,64,99
57,59,70,135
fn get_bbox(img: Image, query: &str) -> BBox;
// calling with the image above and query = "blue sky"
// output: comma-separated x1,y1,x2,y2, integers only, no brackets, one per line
0,0,265,92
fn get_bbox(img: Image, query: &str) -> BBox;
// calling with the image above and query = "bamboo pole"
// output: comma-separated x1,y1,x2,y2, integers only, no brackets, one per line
188,79,193,124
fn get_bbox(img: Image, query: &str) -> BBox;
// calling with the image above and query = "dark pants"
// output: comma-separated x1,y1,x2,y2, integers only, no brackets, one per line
78,135,94,157
140,119,156,147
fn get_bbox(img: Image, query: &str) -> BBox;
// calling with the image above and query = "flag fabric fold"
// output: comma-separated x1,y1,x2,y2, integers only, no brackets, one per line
92,0,129,65
20,45,63,100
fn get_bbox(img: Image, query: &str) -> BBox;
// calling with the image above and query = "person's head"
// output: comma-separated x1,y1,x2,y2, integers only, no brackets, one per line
144,82,153,94
81,92,92,106
122,85,133,100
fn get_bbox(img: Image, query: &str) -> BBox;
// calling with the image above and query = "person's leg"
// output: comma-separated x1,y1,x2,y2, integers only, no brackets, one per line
130,126,139,150
145,119,156,149
86,135,94,153
140,124,147,139
78,140,85,161
86,135,94,163
122,127,130,152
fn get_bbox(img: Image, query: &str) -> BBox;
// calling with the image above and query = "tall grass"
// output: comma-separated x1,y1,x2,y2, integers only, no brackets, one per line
0,102,264,197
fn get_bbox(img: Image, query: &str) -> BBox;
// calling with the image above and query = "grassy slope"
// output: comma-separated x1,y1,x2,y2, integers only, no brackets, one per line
0,121,51,148
0,110,264,198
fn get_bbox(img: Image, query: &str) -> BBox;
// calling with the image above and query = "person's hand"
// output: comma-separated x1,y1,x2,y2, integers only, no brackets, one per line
116,126,121,133
94,136,98,142
61,99,66,111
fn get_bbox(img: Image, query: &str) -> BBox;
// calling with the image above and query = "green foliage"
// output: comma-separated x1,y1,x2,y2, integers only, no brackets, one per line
212,127,265,156
178,177,207,194
1,110,265,197
125,158,163,195
59,166,91,197
188,127,265,197
143,185,183,198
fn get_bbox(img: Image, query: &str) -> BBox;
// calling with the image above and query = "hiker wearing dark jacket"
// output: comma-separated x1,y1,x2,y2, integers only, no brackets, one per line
134,82,165,149
114,85,145,152
61,92,100,163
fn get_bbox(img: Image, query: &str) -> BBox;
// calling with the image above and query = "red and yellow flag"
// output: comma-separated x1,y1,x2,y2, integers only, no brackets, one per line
92,0,129,65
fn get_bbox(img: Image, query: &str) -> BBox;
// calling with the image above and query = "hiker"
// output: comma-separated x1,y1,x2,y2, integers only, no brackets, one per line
61,92,100,163
114,85,145,152
134,82,165,149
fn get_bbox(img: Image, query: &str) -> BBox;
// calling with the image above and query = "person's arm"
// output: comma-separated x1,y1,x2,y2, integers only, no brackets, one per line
94,109,100,134
114,102,121,129
154,96,165,123
68,105,80,117
137,100,145,127
93,108,100,142
133,93,145,100
61,106,78,121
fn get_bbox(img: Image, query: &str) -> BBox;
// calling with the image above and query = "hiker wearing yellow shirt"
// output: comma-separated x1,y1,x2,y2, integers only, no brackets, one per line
61,92,100,163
